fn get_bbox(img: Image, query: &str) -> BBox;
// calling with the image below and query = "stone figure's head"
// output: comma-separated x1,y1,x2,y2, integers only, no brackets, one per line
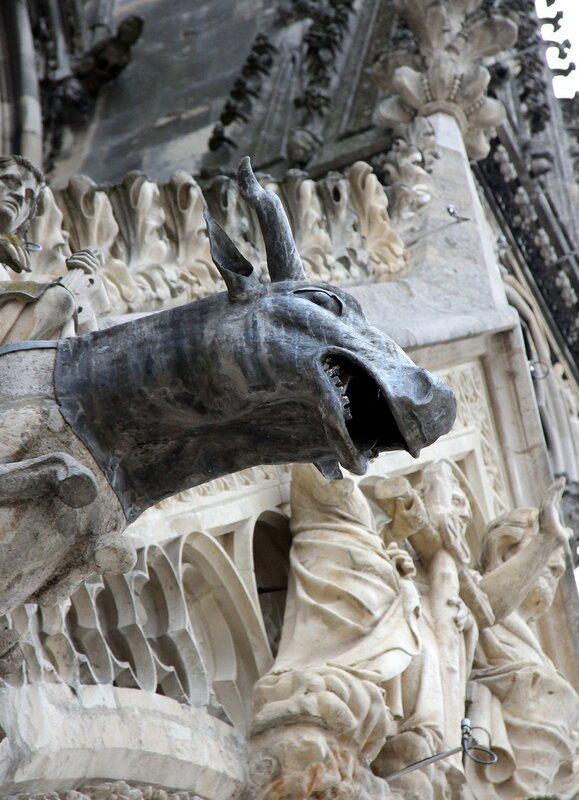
117,15,144,45
203,158,457,482
0,155,45,235
480,507,566,620
290,463,376,533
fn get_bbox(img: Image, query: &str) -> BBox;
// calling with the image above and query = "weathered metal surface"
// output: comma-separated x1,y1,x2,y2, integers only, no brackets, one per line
55,159,456,521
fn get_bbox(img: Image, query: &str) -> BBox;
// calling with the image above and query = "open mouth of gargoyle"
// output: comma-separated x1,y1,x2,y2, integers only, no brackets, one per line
319,353,411,477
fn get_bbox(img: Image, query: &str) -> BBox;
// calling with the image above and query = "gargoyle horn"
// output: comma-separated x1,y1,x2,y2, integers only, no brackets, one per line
203,207,261,301
237,156,306,282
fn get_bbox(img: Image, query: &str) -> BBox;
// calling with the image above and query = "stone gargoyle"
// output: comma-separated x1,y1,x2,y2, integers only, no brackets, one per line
0,157,456,615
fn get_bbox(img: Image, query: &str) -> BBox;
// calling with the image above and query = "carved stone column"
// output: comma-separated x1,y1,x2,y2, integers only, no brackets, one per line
349,2,519,351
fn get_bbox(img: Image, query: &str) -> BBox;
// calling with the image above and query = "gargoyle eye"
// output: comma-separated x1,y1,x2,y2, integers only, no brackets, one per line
293,288,343,316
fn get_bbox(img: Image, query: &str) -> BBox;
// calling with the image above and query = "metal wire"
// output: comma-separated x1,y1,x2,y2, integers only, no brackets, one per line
382,718,498,781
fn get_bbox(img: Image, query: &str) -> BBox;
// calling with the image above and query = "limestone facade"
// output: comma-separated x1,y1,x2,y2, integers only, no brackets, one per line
0,1,578,799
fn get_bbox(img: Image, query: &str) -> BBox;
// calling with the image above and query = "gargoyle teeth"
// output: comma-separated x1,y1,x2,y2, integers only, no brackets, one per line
323,357,352,420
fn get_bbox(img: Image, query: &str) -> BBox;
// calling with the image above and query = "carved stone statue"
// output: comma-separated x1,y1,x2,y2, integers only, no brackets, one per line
0,155,106,342
372,462,479,799
0,155,45,271
74,16,145,99
466,480,579,800
0,157,457,620
268,464,422,681
249,463,422,799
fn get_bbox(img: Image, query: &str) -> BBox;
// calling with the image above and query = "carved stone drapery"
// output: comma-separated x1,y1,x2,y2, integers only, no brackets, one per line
248,464,421,800
247,462,578,800
373,1,518,159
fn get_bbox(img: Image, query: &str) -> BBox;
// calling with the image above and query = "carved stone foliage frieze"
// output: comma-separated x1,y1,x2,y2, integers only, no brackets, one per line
17,162,406,319
373,0,518,159
372,118,440,231
10,782,199,800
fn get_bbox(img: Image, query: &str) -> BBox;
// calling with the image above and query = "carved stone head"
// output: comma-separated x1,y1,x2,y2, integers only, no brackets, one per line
480,507,566,619
0,155,45,235
56,158,458,521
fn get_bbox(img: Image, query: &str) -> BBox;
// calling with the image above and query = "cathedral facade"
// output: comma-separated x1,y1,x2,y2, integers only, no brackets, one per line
0,2,578,799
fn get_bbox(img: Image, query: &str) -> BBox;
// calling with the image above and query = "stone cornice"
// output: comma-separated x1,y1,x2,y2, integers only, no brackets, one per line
21,163,406,318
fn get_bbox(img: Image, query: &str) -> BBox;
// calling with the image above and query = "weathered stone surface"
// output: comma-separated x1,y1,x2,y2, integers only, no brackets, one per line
248,462,579,800
0,685,245,798
373,0,518,160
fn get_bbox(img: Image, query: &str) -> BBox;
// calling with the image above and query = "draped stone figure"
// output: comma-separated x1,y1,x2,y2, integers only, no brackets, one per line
466,480,579,800
272,463,422,681
372,461,480,800
0,155,106,343
249,463,423,800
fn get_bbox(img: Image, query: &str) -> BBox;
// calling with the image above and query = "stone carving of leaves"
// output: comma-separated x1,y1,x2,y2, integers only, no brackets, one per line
264,173,334,283
346,162,407,278
317,172,368,285
160,171,221,301
26,187,71,279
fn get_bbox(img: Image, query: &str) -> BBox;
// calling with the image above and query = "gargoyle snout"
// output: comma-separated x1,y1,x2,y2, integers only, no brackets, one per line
383,366,457,458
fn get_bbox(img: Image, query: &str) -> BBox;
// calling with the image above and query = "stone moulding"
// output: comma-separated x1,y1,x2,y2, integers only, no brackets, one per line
9,783,201,800
4,527,272,731
373,0,518,159
22,162,406,318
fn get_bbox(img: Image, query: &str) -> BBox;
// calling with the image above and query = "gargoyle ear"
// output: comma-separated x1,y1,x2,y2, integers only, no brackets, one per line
237,156,306,282
203,208,261,301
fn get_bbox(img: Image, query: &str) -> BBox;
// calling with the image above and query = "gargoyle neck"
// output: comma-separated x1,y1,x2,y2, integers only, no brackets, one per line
54,298,325,522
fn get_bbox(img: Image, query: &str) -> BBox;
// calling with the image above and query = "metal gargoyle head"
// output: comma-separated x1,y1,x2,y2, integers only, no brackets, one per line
201,157,456,480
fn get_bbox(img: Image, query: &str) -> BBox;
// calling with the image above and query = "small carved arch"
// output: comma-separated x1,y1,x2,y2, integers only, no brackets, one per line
169,529,273,731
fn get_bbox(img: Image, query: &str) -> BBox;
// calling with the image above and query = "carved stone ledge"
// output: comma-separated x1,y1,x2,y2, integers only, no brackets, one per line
10,782,200,800
3,528,272,729
373,0,518,159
